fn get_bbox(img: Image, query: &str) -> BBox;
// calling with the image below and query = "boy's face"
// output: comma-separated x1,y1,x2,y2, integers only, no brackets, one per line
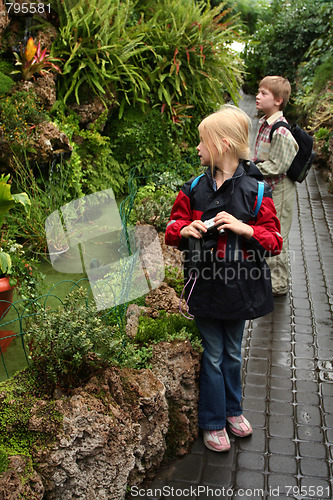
256,87,282,116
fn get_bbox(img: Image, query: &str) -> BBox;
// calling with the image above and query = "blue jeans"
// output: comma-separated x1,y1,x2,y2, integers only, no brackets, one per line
195,316,245,430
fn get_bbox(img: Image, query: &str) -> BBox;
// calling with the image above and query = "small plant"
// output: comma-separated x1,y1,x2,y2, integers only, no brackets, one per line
0,239,44,301
130,184,177,232
315,128,331,141
135,310,202,352
0,369,63,467
25,288,122,390
164,265,184,297
12,37,62,81
0,89,47,156
0,173,31,280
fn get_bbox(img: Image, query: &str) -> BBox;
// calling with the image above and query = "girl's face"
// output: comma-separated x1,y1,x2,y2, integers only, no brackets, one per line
196,135,219,167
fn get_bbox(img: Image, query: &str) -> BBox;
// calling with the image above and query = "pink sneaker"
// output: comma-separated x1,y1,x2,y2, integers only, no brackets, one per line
226,415,252,437
203,428,230,452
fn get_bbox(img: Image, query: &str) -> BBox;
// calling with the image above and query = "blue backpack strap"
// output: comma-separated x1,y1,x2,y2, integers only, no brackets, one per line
254,181,264,217
190,173,205,192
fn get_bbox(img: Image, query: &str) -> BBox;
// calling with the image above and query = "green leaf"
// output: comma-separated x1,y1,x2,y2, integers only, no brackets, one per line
0,251,12,274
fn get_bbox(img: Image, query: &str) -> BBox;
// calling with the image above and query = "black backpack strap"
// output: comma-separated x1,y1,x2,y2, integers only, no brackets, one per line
269,121,291,142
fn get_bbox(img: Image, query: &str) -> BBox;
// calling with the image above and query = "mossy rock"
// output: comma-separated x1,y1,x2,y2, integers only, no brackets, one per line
0,368,63,474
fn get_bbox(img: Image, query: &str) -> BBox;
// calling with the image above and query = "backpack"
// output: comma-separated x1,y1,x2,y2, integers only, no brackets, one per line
269,121,316,183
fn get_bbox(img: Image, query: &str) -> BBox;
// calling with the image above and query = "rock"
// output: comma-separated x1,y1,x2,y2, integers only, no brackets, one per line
0,455,44,500
39,366,169,499
158,233,183,270
33,121,72,165
35,26,58,49
145,282,186,315
0,346,200,499
32,73,57,110
151,341,200,456
69,91,116,130
0,0,10,38
125,303,152,338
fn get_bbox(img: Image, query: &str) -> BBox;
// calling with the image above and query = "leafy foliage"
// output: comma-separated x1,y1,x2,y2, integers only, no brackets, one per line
12,37,62,81
0,239,45,301
135,310,202,352
243,0,326,94
53,0,148,107
0,448,9,474
212,0,267,35
293,3,333,127
129,184,177,232
6,155,82,256
164,265,184,297
26,288,122,389
54,111,129,196
53,0,242,122
0,89,47,157
106,107,191,178
136,0,243,121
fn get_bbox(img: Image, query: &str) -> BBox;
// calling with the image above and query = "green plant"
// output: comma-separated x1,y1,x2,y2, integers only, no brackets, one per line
0,448,9,474
164,265,184,297
0,71,13,95
136,0,243,122
0,238,44,301
53,0,148,108
129,184,177,232
0,89,47,156
315,128,331,141
135,310,202,351
12,37,62,81
54,111,128,196
243,0,326,94
106,107,191,178
25,288,122,389
6,156,82,256
0,173,31,278
0,369,63,464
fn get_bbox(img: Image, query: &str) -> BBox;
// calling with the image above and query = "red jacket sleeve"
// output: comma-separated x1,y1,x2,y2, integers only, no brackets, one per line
248,195,283,257
165,190,193,248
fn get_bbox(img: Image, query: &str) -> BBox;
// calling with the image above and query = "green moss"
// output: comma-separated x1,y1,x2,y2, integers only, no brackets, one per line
0,71,13,95
0,59,14,75
0,368,63,474
135,311,202,352
163,399,190,462
0,448,9,474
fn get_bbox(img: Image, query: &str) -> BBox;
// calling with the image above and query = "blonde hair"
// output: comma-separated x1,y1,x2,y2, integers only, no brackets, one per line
198,104,251,171
259,76,291,110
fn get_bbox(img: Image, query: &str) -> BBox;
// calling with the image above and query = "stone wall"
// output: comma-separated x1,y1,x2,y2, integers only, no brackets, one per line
0,341,200,500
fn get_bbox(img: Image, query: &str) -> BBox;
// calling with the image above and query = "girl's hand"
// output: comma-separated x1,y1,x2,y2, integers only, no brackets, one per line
180,220,207,239
214,212,254,239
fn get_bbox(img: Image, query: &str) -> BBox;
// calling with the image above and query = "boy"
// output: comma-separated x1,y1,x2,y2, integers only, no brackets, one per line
253,76,298,296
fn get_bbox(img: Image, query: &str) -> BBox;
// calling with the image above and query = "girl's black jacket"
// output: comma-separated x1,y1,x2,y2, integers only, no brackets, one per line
165,161,283,320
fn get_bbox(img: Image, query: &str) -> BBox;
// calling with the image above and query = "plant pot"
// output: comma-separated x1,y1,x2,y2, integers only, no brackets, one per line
0,277,15,353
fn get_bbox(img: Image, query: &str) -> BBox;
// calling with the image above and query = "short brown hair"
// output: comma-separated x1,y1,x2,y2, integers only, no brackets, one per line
259,76,291,110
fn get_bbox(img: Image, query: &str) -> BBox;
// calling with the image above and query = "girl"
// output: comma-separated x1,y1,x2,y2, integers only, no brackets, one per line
165,105,282,452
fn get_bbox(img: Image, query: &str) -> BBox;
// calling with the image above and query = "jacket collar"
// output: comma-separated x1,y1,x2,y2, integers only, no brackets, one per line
259,110,284,126
205,162,246,188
